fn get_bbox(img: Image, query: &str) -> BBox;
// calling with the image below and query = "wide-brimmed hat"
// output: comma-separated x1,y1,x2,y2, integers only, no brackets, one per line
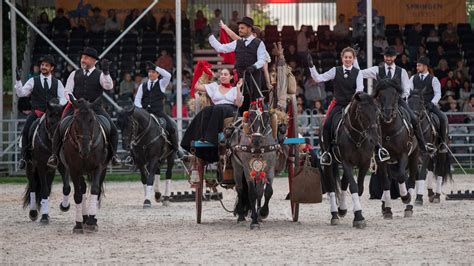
38,55,55,66
383,46,398,56
80,47,99,60
237,16,254,28
418,56,430,66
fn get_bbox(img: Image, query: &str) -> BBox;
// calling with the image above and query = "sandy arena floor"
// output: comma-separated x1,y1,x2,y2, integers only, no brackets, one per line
1,175,473,264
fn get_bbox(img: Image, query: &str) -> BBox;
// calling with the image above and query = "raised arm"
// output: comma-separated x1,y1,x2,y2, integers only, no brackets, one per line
220,20,240,41
209,35,237,53
15,78,34,97
235,79,244,107
431,76,441,105
353,57,379,79
156,66,172,92
309,66,336,83
64,71,76,101
134,83,143,108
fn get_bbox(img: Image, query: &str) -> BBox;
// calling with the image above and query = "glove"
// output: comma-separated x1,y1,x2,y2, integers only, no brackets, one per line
352,43,361,55
306,53,314,68
146,61,157,70
100,59,110,75
427,102,435,110
16,68,22,81
246,65,257,73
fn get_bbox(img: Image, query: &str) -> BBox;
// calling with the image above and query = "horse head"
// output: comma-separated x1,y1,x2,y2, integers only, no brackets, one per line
350,91,381,145
245,102,273,149
117,106,135,150
69,95,101,157
373,78,401,124
45,98,64,139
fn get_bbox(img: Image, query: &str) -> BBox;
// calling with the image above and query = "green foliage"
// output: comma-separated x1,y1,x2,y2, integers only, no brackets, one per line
250,4,279,28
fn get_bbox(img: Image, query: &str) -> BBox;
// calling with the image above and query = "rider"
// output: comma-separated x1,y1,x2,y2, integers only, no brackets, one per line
208,16,267,112
47,47,121,168
130,61,182,160
354,46,436,155
409,56,448,152
307,47,368,165
15,55,67,169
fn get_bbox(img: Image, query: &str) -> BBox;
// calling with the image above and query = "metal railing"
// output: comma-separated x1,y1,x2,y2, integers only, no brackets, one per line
1,112,473,176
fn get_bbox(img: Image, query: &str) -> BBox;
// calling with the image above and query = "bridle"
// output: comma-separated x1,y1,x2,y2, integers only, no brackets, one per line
342,102,380,148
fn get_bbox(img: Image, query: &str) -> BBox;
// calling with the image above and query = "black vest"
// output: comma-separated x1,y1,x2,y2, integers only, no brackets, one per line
141,80,165,115
234,38,261,75
377,65,402,86
412,74,435,104
73,69,103,101
333,66,359,106
30,76,59,111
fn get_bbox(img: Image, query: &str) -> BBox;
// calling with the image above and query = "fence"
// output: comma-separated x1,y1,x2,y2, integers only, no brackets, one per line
1,111,473,176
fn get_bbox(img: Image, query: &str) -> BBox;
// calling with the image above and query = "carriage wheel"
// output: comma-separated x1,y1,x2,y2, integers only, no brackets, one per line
195,159,204,224
287,94,300,222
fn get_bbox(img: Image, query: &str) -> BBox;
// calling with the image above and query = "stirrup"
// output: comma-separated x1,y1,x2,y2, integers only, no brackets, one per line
123,155,134,166
47,155,58,169
437,143,448,153
320,151,333,166
378,147,390,162
425,143,438,154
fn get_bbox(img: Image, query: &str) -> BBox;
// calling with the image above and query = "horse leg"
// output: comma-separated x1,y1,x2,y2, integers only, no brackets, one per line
38,166,54,224
84,168,104,233
232,160,246,223
154,167,162,202
434,173,442,203
72,177,84,234
324,164,339,225
415,155,430,206
258,170,274,220
246,178,260,229
405,154,418,217
80,178,88,226
426,166,436,202
344,163,366,229
58,163,71,212
163,156,174,206
144,159,160,208
25,166,39,221
379,164,393,219
137,165,148,206
338,170,350,218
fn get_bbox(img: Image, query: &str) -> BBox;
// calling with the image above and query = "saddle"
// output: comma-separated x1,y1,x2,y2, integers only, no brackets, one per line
59,114,111,143
424,110,440,137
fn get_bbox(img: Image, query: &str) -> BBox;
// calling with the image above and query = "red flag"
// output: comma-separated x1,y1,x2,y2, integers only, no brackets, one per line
219,28,236,65
190,61,214,98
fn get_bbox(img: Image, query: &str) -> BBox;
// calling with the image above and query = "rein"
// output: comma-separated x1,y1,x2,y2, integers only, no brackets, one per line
130,113,170,151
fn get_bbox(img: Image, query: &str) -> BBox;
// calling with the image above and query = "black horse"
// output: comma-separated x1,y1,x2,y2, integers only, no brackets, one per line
322,92,380,228
408,92,452,204
23,99,71,224
60,96,110,233
374,79,419,219
117,107,175,208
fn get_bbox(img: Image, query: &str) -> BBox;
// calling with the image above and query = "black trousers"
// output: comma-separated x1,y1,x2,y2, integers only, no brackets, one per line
151,111,179,152
240,69,264,114
322,104,345,151
399,99,427,148
21,113,38,159
427,103,448,143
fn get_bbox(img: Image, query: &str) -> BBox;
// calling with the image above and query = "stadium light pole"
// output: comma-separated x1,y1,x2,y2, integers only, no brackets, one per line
0,0,3,147
366,0,373,94
176,0,183,140
11,0,18,118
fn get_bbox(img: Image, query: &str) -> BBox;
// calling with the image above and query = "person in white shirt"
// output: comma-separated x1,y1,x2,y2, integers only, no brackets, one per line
409,56,448,152
15,56,66,169
181,68,243,162
306,47,365,165
354,46,435,155
208,16,266,112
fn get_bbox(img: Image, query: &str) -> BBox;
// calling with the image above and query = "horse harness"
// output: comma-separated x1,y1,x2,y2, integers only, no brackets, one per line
32,115,52,153
63,114,108,152
130,113,171,151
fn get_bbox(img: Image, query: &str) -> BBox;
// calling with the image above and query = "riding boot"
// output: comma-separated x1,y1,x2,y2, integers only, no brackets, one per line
18,134,29,170
413,121,436,155
47,128,62,169
169,130,183,159
109,126,121,166
320,128,332,166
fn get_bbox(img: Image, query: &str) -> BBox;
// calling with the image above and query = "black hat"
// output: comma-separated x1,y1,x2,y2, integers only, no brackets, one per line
146,61,157,71
383,46,398,56
80,47,99,60
237,16,254,28
418,56,430,66
39,55,55,66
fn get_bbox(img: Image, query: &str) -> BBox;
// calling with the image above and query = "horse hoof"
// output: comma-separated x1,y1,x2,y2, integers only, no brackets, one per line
401,194,411,204
40,214,49,224
433,194,441,204
59,203,70,212
258,207,269,220
250,223,260,230
415,195,423,206
162,196,170,206
237,216,246,223
29,210,39,221
154,192,162,202
404,210,413,218
84,224,98,233
428,189,435,202
330,218,340,225
143,199,152,208
338,208,347,218
73,222,83,234
353,219,366,229
383,208,393,220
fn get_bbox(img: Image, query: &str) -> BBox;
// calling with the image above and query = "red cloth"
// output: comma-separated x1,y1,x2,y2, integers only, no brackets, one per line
322,99,337,126
194,18,207,30
34,110,45,118
219,28,236,65
62,102,72,118
221,83,231,88
190,61,214,98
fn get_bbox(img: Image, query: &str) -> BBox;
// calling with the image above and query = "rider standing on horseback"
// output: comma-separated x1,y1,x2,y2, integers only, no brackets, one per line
131,61,182,159
354,46,436,155
307,47,367,165
15,55,67,169
208,16,267,111
47,47,121,167
410,56,448,152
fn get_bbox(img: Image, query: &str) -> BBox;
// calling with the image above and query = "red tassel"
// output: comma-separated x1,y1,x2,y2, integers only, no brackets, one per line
250,170,257,177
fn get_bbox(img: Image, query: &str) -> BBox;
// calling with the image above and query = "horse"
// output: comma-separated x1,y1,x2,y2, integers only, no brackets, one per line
229,102,279,229
60,96,110,233
117,107,175,208
22,99,71,224
321,92,380,228
408,92,452,204
374,79,420,219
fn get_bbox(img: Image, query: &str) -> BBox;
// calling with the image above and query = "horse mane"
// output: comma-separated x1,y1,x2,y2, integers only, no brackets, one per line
373,78,403,98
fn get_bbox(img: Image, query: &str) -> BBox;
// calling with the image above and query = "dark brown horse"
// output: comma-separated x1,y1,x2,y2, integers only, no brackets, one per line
23,99,71,224
60,96,110,233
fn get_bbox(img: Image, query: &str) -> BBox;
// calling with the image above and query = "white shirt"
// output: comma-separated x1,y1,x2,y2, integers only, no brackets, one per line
309,65,364,92
204,82,242,105
209,35,267,69
64,66,113,100
409,72,442,105
15,74,67,105
134,66,172,108
354,59,411,99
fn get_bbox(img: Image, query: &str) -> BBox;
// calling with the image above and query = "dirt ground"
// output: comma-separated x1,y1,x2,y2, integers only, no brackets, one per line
1,174,473,264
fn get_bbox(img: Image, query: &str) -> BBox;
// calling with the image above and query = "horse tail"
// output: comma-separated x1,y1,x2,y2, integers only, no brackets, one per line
437,151,453,184
22,173,41,210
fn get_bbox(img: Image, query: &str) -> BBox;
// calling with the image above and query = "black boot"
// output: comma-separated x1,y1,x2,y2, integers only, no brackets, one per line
47,128,62,169
414,123,436,155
